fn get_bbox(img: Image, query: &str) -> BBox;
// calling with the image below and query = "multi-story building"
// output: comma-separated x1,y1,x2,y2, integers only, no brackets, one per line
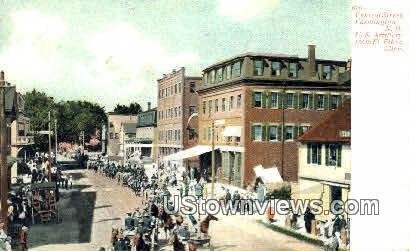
297,99,351,221
0,71,33,159
197,45,351,186
156,68,201,168
107,113,137,161
131,102,157,160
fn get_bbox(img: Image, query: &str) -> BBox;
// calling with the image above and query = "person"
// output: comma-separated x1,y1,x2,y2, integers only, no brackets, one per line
257,182,266,203
19,226,28,251
4,236,12,251
195,182,203,199
225,189,232,205
304,206,315,233
232,191,241,211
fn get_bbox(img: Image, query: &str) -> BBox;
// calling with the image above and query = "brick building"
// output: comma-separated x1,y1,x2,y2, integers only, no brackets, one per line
156,68,201,168
197,45,351,186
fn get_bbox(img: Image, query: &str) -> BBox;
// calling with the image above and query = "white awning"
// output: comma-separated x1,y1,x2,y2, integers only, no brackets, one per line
253,165,283,183
163,145,213,161
222,126,242,137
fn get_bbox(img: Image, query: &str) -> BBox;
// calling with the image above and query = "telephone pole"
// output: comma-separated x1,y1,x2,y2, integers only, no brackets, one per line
0,71,8,231
48,111,52,181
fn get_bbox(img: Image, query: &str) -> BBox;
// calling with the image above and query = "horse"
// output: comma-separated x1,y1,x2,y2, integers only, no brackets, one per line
200,214,218,236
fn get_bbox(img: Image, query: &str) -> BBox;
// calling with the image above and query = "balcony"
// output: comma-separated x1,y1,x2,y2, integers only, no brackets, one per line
12,136,34,146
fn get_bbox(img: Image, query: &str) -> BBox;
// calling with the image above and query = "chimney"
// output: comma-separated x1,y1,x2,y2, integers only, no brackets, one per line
0,71,4,86
147,102,151,110
308,44,316,77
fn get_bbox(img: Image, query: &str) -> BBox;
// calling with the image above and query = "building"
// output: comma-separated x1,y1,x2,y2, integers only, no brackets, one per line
197,45,351,186
107,113,138,161
0,71,33,159
125,102,157,161
120,122,137,163
297,99,351,221
156,68,201,168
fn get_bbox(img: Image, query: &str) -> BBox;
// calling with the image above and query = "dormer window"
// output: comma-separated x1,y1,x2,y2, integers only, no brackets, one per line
232,61,241,77
209,70,215,84
272,61,281,76
253,59,264,76
226,65,232,80
323,65,332,80
216,68,223,82
289,62,298,78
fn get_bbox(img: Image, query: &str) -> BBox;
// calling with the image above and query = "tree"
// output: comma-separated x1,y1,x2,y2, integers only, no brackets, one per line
113,102,142,115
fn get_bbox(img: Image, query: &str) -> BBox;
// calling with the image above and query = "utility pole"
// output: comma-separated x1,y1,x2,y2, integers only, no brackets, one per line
0,71,8,232
54,119,58,162
210,121,215,198
48,111,52,181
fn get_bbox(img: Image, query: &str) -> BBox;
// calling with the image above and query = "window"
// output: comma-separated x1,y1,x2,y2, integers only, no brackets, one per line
170,86,173,95
253,59,264,76
115,133,119,139
317,94,324,109
222,98,226,111
289,62,298,78
110,133,113,139
339,66,346,73
270,92,278,108
189,106,196,116
208,127,211,140
166,88,168,97
178,83,182,93
189,82,196,93
209,70,215,84
300,125,310,135
229,96,234,110
174,107,178,117
269,126,278,141
215,99,219,112
174,130,177,141
174,84,177,94
286,93,294,108
285,126,293,140
272,61,281,76
232,61,241,77
326,144,341,167
178,129,181,141
208,100,213,114
252,125,263,141
204,73,208,84
331,95,340,109
307,143,322,164
302,94,309,109
237,94,242,109
323,65,331,80
216,68,223,82
202,101,206,114
188,128,195,140
254,92,262,108
178,106,181,116
170,108,173,118
226,65,232,80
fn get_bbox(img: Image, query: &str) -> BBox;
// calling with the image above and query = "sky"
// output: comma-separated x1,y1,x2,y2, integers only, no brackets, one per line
0,0,351,111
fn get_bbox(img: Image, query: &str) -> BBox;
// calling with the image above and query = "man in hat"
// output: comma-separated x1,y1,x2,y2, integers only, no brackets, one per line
19,226,28,251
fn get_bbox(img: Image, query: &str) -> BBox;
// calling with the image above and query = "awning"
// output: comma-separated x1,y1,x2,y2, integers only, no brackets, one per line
253,165,283,183
222,126,242,137
163,145,213,161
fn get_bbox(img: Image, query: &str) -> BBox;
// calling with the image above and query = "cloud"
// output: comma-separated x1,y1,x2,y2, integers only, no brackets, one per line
0,11,199,111
217,0,279,21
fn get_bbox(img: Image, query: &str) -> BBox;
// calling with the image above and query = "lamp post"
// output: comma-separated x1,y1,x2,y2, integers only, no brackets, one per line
0,71,8,231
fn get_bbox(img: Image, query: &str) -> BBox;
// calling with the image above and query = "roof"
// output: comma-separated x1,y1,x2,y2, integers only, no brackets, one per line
298,99,351,143
5,85,16,112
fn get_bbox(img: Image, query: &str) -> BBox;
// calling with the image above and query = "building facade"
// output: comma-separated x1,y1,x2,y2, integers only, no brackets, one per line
156,67,201,168
297,99,351,221
107,113,138,161
132,104,157,160
197,45,351,186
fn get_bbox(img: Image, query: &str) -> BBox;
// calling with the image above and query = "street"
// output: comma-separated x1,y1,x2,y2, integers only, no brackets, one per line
28,167,320,251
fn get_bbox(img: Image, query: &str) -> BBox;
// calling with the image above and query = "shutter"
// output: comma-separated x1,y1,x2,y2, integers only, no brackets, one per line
337,145,342,167
277,125,282,141
309,94,314,109
324,94,330,110
325,144,329,166
293,126,298,140
278,92,283,108
265,125,271,141
262,125,266,141
252,92,256,107
298,92,302,109
251,125,255,140
262,92,267,108
265,92,271,108
307,144,311,164
317,144,322,165
313,93,318,109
